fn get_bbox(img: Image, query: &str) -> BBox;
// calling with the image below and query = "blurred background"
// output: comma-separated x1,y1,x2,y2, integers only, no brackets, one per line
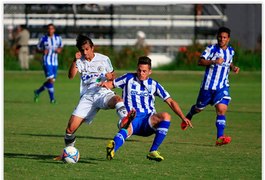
3,4,262,71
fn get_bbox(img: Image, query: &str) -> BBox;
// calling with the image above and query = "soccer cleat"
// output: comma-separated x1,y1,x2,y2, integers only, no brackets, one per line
146,151,164,162
34,90,39,103
180,121,188,130
119,109,136,129
50,99,57,104
216,135,231,146
106,140,115,160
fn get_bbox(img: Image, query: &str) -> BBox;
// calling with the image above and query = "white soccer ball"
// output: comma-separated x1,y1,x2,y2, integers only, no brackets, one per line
62,146,80,164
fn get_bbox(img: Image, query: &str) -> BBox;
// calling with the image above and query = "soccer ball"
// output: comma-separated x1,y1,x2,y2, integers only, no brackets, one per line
62,146,80,164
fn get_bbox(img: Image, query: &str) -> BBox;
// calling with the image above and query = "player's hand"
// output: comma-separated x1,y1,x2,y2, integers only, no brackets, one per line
105,72,113,81
233,66,240,74
215,58,224,65
75,52,82,59
44,49,49,55
182,117,193,128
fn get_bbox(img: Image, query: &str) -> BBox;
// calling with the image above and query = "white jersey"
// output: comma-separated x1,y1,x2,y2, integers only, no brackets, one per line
75,53,114,97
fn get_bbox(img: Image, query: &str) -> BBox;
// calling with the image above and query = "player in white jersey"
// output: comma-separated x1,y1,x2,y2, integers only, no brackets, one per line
54,34,133,161
182,27,240,146
34,24,63,104
100,56,192,161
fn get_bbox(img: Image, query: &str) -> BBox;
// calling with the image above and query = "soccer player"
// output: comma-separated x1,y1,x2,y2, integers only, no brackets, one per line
34,23,63,104
100,56,192,162
182,27,240,146
54,34,134,161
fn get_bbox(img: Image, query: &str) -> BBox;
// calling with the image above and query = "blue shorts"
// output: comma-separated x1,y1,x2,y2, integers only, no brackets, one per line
131,112,155,137
43,65,58,79
195,86,231,110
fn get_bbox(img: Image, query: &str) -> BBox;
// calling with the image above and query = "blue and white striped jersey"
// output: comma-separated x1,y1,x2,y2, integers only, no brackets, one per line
37,34,63,66
200,44,235,90
113,73,170,113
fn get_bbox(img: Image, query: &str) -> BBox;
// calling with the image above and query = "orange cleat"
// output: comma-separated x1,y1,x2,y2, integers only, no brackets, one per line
216,135,231,146
119,109,136,129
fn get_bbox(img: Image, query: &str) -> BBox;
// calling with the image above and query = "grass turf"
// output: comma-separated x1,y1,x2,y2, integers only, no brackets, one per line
4,70,261,179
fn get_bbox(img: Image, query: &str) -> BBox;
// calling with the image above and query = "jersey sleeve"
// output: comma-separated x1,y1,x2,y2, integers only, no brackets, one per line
105,57,114,73
113,73,130,89
155,81,170,100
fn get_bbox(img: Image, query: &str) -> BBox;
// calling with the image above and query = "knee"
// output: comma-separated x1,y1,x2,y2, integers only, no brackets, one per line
161,112,171,121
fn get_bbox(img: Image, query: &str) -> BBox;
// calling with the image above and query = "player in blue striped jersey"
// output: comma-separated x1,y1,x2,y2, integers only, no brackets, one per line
101,56,192,161
34,24,63,104
182,27,240,146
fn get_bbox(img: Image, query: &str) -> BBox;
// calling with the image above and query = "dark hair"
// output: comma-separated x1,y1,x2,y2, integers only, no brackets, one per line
76,34,94,50
217,26,231,37
137,56,152,68
47,23,55,28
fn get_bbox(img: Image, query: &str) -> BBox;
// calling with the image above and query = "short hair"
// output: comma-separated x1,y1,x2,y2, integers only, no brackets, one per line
137,56,152,68
76,34,94,50
47,23,55,28
217,26,231,37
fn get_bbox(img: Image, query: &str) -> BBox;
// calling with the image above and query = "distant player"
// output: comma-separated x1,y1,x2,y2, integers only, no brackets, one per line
182,27,240,145
100,56,192,162
54,34,134,160
34,23,63,104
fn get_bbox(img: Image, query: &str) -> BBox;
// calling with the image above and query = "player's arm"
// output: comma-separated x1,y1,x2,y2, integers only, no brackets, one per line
105,71,116,81
68,52,81,79
230,63,240,74
198,57,224,66
165,97,193,128
98,80,114,89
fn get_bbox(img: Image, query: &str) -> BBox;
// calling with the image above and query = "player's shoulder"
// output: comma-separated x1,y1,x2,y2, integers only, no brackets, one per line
94,53,110,60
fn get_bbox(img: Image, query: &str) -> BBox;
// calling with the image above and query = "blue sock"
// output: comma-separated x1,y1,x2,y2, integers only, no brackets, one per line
36,82,46,94
186,105,198,120
216,115,226,139
113,129,128,152
150,120,170,152
45,82,55,101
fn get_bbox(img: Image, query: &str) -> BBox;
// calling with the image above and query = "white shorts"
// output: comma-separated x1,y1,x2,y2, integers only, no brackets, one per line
72,90,115,124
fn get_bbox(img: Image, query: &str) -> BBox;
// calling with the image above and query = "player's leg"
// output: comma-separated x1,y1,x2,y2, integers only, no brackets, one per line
65,115,84,146
105,93,136,129
147,112,171,161
182,89,210,130
215,100,231,145
34,65,55,103
213,87,231,145
106,128,129,160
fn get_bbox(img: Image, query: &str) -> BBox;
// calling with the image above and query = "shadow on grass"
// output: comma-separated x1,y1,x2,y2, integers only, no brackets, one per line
4,152,102,164
19,133,140,142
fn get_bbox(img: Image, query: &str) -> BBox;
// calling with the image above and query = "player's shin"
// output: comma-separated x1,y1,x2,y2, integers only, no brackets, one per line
150,120,170,152
113,128,128,152
216,115,226,139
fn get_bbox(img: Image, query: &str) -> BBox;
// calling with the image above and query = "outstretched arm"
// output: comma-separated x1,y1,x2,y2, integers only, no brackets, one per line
165,97,193,128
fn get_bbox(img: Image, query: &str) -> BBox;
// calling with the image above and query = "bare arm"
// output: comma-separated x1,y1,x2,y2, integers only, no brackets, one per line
165,97,193,128
198,57,224,66
68,52,81,79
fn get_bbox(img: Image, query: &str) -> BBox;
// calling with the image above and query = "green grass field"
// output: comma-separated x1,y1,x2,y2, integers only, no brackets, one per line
4,70,261,179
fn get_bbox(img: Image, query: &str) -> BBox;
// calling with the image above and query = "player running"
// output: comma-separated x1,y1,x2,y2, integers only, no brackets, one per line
100,56,192,162
54,34,134,161
182,27,240,146
34,23,63,104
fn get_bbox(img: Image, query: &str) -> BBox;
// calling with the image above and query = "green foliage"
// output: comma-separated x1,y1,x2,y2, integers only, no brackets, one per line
4,71,261,179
